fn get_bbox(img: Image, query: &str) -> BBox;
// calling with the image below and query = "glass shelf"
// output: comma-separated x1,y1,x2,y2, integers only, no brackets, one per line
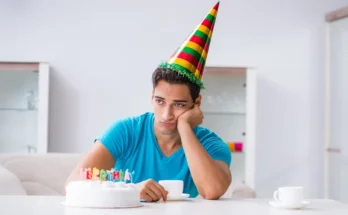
203,111,246,116
0,108,37,111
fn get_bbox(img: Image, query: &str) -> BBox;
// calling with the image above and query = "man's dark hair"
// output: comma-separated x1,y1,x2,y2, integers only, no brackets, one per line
152,68,201,101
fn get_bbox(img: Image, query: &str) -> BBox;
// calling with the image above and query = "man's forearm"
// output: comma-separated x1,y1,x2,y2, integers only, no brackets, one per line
178,123,231,199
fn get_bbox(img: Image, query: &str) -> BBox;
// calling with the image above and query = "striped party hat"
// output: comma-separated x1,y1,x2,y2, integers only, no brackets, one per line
158,2,220,89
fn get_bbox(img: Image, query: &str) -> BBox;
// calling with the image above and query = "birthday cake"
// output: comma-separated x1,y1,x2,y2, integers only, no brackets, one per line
64,168,141,208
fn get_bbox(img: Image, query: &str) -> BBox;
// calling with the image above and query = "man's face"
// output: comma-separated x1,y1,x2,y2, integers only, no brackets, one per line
152,80,195,135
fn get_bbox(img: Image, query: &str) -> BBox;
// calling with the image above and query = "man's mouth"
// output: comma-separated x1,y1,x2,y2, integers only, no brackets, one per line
160,122,175,127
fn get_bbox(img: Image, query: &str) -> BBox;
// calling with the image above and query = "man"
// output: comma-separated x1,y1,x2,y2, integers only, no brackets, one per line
65,1,232,202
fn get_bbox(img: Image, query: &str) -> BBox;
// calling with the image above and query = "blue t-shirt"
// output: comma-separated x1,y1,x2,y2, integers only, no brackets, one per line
96,112,231,198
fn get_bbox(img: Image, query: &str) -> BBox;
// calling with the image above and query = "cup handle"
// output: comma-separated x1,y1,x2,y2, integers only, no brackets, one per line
273,190,280,201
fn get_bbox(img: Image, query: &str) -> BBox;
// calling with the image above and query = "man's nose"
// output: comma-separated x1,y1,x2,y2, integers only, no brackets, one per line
162,105,174,121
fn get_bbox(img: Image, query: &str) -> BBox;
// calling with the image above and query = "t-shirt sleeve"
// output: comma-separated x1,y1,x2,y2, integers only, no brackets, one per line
197,128,232,167
95,118,131,161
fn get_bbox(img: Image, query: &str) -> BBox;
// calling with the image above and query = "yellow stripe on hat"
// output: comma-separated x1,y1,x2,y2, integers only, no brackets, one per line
194,69,202,79
168,58,197,74
201,48,207,61
185,41,208,61
209,9,217,17
198,25,212,38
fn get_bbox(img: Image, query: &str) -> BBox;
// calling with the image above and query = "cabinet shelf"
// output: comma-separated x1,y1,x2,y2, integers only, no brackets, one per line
0,108,37,111
203,111,246,116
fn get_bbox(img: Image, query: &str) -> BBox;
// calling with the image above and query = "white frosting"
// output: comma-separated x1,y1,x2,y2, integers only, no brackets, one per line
65,180,140,208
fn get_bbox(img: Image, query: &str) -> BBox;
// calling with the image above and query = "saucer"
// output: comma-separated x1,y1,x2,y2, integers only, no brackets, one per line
61,201,143,209
269,200,310,209
166,193,190,201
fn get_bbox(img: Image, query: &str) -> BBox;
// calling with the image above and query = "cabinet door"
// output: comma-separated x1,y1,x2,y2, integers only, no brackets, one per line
326,17,348,203
0,63,49,154
0,70,38,153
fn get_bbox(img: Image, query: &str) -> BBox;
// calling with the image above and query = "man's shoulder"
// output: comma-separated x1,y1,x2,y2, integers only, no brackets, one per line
194,126,226,143
193,125,213,135
122,112,153,123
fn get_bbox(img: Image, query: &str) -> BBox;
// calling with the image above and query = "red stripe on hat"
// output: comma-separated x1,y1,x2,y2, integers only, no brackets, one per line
177,52,199,68
196,61,204,76
213,2,220,11
201,19,213,29
190,35,207,50
203,41,209,53
203,22,215,53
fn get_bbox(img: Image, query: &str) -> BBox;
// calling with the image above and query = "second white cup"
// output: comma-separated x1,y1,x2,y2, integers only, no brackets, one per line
273,186,305,206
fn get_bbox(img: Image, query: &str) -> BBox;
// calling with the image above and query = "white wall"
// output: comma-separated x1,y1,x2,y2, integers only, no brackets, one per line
0,0,347,198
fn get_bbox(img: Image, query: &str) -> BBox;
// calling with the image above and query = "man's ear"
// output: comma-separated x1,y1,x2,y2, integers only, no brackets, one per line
194,95,202,106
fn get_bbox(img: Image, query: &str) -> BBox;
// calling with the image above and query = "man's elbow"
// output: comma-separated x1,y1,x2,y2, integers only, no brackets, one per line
201,189,224,200
202,192,221,200
200,183,230,200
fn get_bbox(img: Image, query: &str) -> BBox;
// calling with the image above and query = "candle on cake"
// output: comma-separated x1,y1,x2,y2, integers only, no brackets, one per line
80,168,87,179
113,170,120,181
130,171,135,183
107,170,113,181
86,168,92,179
124,169,130,182
119,170,124,181
92,167,99,179
100,169,107,181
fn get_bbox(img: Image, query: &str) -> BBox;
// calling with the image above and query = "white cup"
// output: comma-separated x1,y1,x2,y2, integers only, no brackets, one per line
159,180,183,197
273,186,305,206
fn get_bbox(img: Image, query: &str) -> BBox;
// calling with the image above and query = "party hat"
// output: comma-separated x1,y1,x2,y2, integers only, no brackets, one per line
159,2,220,88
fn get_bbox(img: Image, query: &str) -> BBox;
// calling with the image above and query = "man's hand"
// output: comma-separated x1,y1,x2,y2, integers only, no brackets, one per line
178,104,204,129
136,179,168,202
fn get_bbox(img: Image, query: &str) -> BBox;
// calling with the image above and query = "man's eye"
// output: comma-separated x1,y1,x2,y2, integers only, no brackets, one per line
175,103,186,107
156,100,164,105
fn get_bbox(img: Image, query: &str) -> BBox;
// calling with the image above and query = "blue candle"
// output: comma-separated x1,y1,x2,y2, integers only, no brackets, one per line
107,171,113,181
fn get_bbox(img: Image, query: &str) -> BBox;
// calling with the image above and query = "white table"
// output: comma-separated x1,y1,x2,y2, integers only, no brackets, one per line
0,196,347,215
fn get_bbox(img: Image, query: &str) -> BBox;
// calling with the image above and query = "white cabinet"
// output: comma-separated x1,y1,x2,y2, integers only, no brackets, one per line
324,11,348,203
200,67,257,188
0,62,50,154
